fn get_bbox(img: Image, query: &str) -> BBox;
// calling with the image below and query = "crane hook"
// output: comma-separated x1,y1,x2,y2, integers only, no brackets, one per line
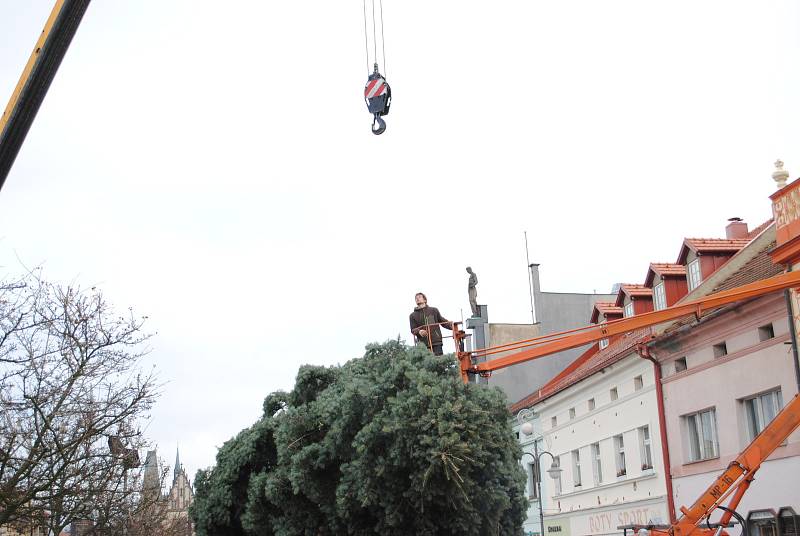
372,114,386,135
364,63,391,135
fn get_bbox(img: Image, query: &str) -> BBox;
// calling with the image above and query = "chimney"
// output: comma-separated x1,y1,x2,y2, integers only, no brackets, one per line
529,263,541,324
725,217,748,239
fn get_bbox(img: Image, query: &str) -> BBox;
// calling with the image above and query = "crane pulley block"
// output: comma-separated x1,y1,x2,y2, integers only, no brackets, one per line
364,64,391,135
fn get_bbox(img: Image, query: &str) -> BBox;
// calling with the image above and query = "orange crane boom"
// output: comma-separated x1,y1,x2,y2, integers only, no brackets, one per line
454,269,800,382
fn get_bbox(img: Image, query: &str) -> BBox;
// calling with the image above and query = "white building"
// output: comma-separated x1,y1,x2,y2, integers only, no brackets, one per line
513,331,670,536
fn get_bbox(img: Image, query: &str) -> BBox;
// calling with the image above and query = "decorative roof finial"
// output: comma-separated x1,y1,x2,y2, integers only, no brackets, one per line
773,159,790,189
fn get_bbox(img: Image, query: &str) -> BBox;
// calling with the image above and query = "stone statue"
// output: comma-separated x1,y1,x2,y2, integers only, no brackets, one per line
466,266,479,317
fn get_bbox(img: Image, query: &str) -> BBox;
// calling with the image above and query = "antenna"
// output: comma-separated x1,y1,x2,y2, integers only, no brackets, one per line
524,231,535,324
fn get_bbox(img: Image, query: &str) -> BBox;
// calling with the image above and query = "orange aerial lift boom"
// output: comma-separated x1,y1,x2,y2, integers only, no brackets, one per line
454,269,800,381
446,269,800,536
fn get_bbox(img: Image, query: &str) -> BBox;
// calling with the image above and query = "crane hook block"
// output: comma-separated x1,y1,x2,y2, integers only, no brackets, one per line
364,65,391,135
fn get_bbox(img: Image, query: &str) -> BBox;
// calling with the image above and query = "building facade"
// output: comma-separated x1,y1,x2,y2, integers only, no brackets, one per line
513,168,800,536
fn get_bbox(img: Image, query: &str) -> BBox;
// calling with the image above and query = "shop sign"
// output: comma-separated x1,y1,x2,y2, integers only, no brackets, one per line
545,520,571,536
578,505,665,535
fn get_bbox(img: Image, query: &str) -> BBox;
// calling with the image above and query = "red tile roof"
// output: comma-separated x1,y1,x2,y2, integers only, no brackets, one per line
650,263,686,277
747,218,774,239
645,263,687,287
676,237,749,265
615,284,653,306
590,302,624,323
662,241,781,334
510,328,652,412
683,238,751,252
595,302,623,315
621,284,653,297
711,241,782,293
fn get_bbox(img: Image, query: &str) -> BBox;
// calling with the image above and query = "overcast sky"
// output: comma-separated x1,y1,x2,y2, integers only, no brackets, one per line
1,1,799,482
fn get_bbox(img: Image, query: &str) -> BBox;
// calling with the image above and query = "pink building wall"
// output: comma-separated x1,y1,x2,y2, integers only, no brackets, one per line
652,292,800,519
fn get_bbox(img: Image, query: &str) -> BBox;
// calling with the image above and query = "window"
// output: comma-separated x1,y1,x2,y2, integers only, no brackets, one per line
527,461,539,499
599,338,609,349
553,456,562,495
713,342,728,358
758,324,775,342
569,407,576,420
687,259,702,291
674,357,687,373
744,389,783,441
685,408,719,462
591,442,602,485
614,435,626,477
551,416,557,428
634,375,644,391
571,450,582,487
624,302,635,318
653,282,667,311
639,426,653,470
610,387,619,401
588,398,596,411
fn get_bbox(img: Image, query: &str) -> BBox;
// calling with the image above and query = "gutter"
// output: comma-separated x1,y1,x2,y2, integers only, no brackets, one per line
783,266,800,392
636,344,677,523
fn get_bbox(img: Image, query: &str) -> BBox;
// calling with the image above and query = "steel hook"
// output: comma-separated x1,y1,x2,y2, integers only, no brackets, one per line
372,113,386,135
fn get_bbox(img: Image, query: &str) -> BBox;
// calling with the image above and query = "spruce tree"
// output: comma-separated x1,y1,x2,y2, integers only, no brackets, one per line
191,341,527,535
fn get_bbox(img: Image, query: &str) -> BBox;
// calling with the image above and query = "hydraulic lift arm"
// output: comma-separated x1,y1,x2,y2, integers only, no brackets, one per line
650,392,800,536
0,0,91,192
454,269,800,382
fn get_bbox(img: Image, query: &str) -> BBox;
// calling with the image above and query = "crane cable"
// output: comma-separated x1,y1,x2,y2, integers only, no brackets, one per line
362,0,387,76
362,0,391,135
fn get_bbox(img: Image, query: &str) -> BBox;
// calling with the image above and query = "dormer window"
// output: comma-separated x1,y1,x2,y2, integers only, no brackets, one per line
653,282,667,311
623,302,634,318
687,259,702,291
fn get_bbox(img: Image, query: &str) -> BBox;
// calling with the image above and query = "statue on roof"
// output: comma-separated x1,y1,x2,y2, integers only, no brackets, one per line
467,267,479,317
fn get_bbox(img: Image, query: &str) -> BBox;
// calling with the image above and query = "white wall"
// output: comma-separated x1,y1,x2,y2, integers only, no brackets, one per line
529,353,669,535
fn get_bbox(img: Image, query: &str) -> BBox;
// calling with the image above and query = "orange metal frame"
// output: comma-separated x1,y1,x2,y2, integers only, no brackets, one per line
453,269,800,383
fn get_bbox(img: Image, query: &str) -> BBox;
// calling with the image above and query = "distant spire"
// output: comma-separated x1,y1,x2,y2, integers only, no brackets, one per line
174,446,181,481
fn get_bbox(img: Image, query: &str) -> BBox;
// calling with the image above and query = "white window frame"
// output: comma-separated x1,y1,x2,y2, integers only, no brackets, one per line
653,282,667,311
588,398,596,411
551,416,557,428
572,450,582,487
634,375,644,391
685,408,719,462
743,389,783,442
624,302,635,318
674,357,687,373
687,258,702,291
614,434,626,477
639,426,653,470
610,387,619,401
591,442,602,485
569,407,576,420
599,338,609,350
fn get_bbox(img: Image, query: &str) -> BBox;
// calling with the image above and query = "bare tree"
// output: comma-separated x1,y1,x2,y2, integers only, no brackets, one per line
0,272,159,534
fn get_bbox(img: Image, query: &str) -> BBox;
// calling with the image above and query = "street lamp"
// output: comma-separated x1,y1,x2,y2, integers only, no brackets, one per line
518,411,562,536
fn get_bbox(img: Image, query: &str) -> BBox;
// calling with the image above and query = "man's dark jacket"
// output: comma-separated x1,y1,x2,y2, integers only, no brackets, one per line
409,306,451,347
